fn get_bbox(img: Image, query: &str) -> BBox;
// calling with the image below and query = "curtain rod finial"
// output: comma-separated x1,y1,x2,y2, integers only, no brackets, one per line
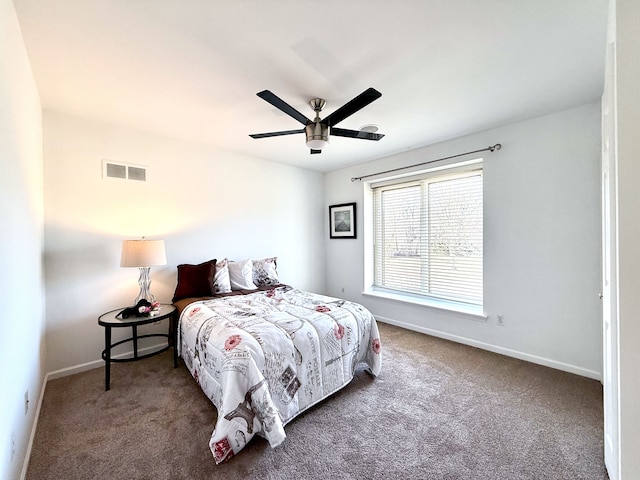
490,143,502,152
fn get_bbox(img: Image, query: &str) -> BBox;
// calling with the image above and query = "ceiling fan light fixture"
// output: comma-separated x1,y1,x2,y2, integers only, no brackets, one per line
306,138,328,149
305,122,329,150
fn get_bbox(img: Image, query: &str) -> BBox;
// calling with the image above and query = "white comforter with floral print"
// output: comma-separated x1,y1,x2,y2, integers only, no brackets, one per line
178,285,382,464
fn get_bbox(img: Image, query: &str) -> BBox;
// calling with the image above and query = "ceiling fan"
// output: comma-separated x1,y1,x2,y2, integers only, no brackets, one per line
249,88,384,154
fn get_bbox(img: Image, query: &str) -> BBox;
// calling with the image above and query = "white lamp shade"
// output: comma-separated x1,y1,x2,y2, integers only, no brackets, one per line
120,239,167,267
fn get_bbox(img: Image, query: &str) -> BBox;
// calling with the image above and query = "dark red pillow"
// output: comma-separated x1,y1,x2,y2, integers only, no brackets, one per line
172,259,216,302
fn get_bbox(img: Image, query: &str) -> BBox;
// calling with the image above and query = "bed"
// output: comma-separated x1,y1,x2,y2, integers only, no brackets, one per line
172,259,382,464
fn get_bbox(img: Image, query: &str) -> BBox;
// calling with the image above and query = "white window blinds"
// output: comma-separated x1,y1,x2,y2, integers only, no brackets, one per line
373,168,483,306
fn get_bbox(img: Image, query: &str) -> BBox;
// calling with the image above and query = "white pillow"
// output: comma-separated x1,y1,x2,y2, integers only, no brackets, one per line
252,257,279,286
213,258,232,294
228,259,257,290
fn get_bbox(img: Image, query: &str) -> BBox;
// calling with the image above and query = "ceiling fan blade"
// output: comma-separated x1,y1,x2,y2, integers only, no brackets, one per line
331,127,385,141
249,129,304,139
321,88,382,127
310,149,322,154
256,90,311,126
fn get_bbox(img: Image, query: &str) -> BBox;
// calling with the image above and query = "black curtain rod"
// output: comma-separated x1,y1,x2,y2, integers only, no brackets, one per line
350,143,502,182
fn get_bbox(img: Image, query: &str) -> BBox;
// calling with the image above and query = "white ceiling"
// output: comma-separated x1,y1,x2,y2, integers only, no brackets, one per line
14,0,608,173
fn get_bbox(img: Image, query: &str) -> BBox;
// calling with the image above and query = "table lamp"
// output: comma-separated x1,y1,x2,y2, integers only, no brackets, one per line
120,237,167,304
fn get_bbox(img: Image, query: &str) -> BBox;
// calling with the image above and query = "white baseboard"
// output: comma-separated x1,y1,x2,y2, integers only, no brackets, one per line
375,315,602,381
20,342,170,478
20,371,48,480
46,342,169,380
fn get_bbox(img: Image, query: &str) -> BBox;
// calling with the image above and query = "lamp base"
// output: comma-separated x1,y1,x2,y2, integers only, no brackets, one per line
133,266,157,304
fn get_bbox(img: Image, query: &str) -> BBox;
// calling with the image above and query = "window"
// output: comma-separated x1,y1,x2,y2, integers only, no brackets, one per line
372,164,483,308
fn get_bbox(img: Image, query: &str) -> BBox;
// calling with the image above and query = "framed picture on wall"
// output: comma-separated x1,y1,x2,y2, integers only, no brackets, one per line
329,202,356,239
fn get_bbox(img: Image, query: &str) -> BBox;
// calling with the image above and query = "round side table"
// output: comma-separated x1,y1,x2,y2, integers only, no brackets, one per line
98,304,177,390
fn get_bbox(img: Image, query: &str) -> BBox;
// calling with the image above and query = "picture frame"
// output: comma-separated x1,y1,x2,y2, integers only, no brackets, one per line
329,202,357,239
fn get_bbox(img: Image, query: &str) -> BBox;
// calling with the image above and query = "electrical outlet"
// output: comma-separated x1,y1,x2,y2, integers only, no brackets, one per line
24,390,29,415
497,315,505,326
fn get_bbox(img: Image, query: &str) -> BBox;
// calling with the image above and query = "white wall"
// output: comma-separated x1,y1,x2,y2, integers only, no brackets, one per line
324,102,602,378
43,110,325,373
615,0,640,476
0,1,45,479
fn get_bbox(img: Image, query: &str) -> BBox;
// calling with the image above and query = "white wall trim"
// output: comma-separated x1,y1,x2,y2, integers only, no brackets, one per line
376,315,602,381
20,373,48,480
47,358,106,381
46,342,169,380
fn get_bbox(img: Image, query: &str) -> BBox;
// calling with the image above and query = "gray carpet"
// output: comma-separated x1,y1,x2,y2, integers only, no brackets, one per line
26,322,608,479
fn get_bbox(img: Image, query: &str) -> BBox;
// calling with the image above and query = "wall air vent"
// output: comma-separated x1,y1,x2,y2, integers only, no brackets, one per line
103,160,147,182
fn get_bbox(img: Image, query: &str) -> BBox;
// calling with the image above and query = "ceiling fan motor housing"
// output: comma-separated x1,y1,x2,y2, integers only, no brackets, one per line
305,122,329,149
